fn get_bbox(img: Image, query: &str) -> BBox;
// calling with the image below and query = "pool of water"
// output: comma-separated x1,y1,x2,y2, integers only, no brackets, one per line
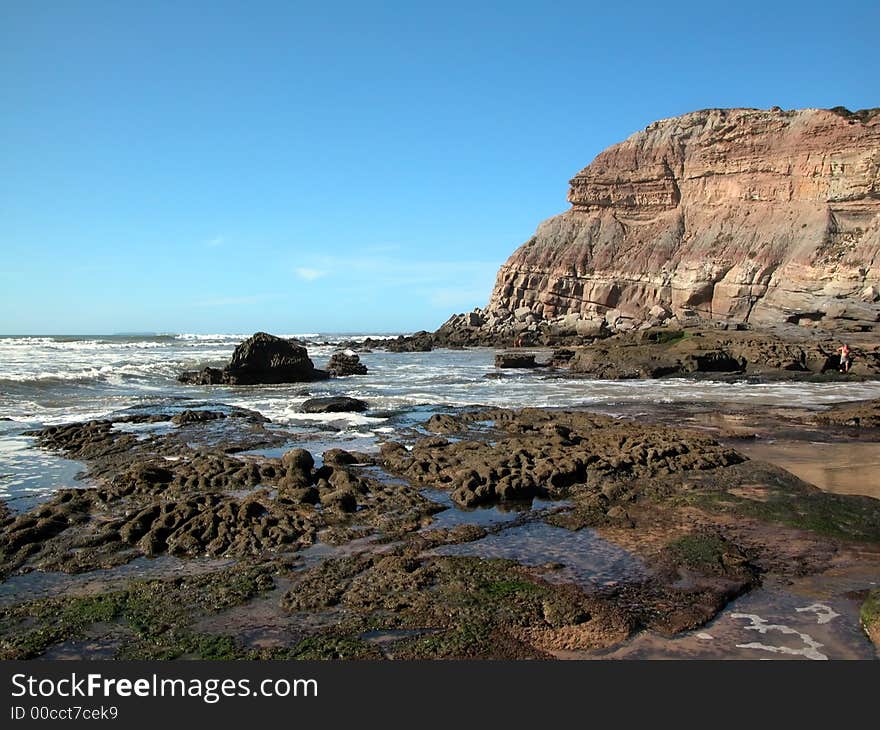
429,521,648,588
420,489,563,531
575,567,879,660
0,555,235,606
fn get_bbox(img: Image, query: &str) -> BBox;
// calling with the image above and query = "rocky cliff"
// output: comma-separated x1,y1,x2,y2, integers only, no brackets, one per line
487,106,880,333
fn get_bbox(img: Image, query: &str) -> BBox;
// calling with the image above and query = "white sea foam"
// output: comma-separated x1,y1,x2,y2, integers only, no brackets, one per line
3,334,880,509
248,408,388,429
174,333,246,342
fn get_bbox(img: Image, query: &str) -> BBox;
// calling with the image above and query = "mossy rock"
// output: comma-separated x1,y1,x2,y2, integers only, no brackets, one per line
0,565,274,660
691,488,880,543
860,589,880,648
283,634,383,660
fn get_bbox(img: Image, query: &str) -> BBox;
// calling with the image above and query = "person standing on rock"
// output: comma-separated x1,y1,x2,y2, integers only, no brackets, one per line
837,343,853,374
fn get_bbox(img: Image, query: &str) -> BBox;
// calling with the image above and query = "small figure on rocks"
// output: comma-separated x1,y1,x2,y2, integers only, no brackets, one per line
837,343,853,374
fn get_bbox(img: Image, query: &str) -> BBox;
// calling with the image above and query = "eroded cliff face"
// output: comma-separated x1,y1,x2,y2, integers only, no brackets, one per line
488,107,880,331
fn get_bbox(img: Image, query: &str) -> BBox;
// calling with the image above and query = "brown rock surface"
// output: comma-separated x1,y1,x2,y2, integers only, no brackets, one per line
565,328,880,379
380,408,745,508
813,398,880,428
488,107,880,332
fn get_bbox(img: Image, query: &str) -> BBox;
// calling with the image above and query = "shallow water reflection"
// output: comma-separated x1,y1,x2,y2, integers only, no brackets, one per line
576,568,879,660
0,555,234,606
430,521,647,587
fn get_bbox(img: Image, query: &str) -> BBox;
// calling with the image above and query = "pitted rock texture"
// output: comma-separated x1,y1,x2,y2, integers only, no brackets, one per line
381,407,745,508
0,413,439,577
488,107,880,332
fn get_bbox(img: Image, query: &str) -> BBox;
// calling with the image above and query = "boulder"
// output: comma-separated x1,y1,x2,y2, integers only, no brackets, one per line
179,332,328,385
281,448,314,473
300,396,369,413
604,308,623,326
322,489,358,513
178,367,227,385
647,305,672,326
466,311,485,327
326,351,368,376
575,319,606,338
322,448,361,466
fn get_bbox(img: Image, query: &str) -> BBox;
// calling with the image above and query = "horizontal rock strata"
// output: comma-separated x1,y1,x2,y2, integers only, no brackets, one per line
487,107,880,333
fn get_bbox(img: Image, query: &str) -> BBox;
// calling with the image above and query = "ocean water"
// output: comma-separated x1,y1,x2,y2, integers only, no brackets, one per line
3,332,880,510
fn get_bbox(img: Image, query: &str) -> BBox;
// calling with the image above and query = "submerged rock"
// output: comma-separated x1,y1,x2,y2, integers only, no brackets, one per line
495,352,539,369
178,332,329,385
300,396,369,413
170,409,227,425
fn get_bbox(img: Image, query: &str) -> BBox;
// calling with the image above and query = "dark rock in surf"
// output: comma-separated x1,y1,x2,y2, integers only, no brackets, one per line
178,332,329,385
179,366,227,385
170,410,227,425
300,396,369,414
383,331,435,352
495,352,538,369
327,351,368,376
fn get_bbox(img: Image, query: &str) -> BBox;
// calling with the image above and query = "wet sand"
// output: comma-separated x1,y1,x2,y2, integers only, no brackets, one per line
601,399,880,499
736,440,880,498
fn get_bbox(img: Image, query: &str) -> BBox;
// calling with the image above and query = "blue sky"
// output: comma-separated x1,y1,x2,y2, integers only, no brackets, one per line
1,1,877,334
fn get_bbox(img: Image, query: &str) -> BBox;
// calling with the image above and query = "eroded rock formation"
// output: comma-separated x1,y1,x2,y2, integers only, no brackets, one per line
487,107,880,333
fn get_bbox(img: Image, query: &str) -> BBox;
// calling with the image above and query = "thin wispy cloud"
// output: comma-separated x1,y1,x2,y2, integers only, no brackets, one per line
294,267,328,281
293,253,500,312
205,236,224,248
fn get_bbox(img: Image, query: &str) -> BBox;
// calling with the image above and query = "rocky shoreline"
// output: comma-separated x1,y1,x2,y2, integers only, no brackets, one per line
2,391,879,659
173,322,877,386
5,101,880,660
351,315,880,383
